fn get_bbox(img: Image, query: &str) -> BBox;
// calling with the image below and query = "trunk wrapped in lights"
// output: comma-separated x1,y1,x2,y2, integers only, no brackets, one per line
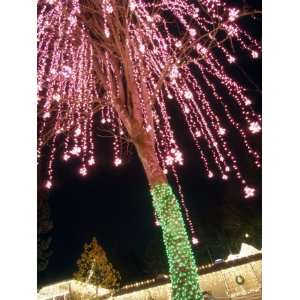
133,128,202,299
151,183,202,300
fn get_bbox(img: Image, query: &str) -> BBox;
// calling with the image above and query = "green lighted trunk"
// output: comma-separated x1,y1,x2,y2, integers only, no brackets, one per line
151,183,203,300
132,126,202,299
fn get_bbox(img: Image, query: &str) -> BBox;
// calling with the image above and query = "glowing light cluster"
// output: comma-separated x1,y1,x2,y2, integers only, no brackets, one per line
37,0,261,278
249,121,262,134
244,186,256,199
192,237,199,245
38,0,261,191
151,183,202,300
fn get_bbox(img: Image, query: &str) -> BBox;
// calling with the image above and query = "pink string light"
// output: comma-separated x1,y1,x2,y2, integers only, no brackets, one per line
38,0,261,243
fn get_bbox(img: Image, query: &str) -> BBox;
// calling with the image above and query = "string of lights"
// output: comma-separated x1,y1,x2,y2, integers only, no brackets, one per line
38,0,260,237
38,1,261,298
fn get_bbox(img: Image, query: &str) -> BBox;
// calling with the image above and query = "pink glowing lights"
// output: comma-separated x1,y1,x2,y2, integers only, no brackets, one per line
38,0,261,242
244,186,256,199
228,8,240,22
45,180,52,189
114,158,122,167
192,237,199,245
249,122,262,134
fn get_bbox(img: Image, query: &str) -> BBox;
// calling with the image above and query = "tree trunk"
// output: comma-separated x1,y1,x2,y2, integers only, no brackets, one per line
110,59,202,298
133,133,203,300
134,130,166,187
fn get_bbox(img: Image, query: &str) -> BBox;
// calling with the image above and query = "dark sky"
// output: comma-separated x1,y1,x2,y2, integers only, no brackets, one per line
38,0,262,287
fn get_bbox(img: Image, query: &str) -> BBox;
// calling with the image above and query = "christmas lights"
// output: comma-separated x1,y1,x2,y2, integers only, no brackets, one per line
244,186,256,199
38,0,261,193
38,1,261,297
151,183,202,300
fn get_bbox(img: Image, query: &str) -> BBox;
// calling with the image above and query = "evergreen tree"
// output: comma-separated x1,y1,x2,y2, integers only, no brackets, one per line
74,237,120,295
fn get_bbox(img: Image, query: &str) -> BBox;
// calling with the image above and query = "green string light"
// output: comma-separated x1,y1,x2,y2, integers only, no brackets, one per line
151,183,203,300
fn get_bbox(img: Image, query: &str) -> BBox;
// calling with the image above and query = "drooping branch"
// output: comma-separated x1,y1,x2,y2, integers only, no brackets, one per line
38,0,261,197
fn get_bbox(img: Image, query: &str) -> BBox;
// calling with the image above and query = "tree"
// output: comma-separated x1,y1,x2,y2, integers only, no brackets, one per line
74,237,121,295
37,190,53,272
38,0,261,299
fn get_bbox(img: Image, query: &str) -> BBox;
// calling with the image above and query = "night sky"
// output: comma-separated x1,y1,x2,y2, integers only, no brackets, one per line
38,0,262,287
